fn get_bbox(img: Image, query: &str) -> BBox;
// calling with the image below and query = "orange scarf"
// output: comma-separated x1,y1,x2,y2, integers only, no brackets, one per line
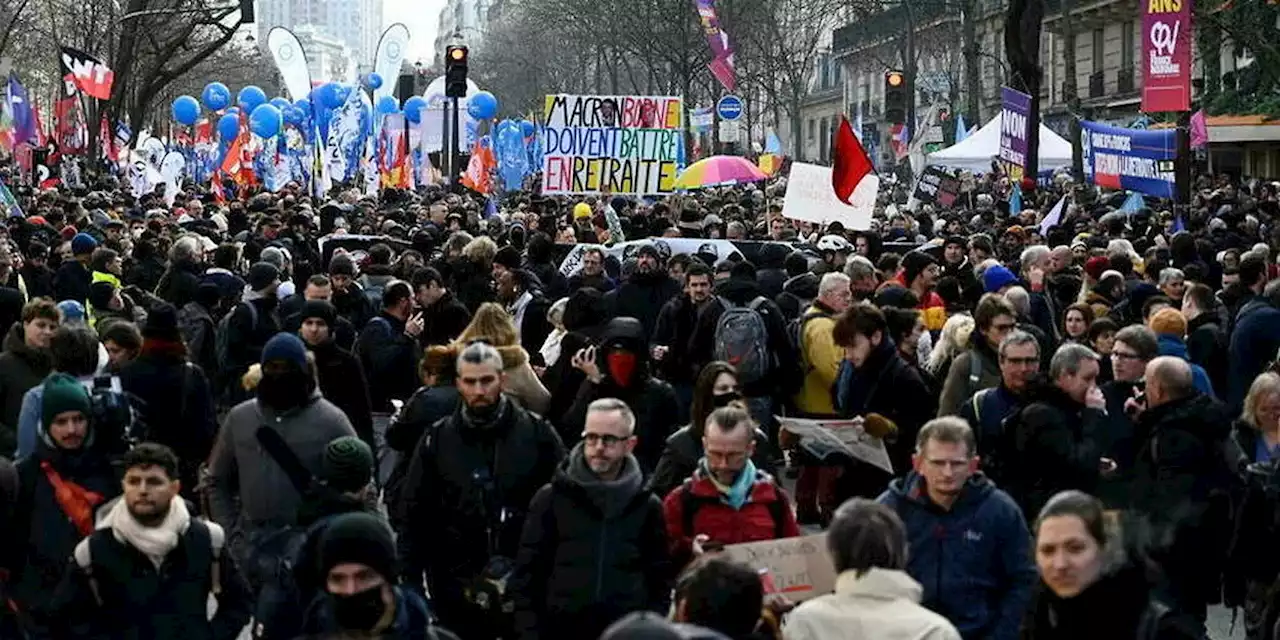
41,461,104,537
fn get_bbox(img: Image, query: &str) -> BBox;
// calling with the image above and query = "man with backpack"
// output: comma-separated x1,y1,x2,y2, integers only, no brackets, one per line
661,406,799,569
58,443,253,640
356,243,397,311
207,333,358,593
218,262,283,403
957,330,1041,486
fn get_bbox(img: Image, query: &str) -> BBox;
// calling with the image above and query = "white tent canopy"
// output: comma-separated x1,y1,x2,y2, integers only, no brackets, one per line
925,114,1072,173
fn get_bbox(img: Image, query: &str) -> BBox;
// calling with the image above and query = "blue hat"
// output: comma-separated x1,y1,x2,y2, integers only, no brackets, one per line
57,300,86,324
983,265,1018,293
261,332,308,368
70,233,98,256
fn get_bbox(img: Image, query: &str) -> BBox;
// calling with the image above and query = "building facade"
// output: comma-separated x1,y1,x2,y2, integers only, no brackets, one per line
255,0,382,74
433,0,496,66
294,24,356,84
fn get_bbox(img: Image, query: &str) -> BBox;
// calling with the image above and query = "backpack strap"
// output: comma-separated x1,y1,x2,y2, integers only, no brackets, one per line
971,387,994,427
767,488,790,540
680,477,791,540
1136,600,1170,640
967,351,983,395
747,296,768,312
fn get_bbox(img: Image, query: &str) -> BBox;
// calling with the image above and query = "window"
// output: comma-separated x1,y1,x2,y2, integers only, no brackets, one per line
1121,21,1135,70
833,61,842,85
820,57,831,89
819,118,830,161
808,119,816,141
1092,28,1104,74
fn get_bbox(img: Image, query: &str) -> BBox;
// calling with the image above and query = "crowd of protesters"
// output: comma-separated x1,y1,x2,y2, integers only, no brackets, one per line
0,161,1275,640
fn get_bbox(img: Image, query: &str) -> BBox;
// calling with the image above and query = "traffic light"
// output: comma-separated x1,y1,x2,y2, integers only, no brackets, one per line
445,45,469,98
883,70,906,125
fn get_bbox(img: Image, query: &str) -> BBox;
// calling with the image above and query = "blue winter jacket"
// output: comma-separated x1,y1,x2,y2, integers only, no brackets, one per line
1228,297,1280,411
1156,334,1215,398
878,472,1036,640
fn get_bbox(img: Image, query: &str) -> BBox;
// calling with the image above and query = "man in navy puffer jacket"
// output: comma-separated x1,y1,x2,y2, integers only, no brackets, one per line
878,416,1036,640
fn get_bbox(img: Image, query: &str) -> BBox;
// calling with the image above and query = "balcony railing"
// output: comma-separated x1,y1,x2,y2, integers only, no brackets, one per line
1088,71,1105,98
1117,68,1135,93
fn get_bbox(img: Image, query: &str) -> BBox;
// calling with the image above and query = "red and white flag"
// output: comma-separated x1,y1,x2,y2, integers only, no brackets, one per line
831,115,874,206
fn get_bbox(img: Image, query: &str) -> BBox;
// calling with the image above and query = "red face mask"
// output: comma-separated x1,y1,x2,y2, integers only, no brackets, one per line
607,351,638,386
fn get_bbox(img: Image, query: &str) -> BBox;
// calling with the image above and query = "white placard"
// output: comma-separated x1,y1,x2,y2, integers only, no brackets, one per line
781,161,876,230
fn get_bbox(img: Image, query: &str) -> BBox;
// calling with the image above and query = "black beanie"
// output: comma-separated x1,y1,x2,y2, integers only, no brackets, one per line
300,300,337,328
494,245,522,270
317,512,397,582
143,303,182,342
900,250,936,285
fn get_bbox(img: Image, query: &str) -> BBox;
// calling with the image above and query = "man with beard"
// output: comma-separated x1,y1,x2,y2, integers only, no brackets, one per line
568,247,616,294
354,280,423,413
207,333,358,591
328,253,373,331
399,342,565,640
412,266,470,347
494,248,552,357
298,300,374,450
652,262,716,419
511,398,671,640
61,443,252,639
605,244,680,340
565,318,680,473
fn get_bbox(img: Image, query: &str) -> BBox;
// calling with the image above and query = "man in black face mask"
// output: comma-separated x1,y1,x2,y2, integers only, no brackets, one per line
206,333,359,592
302,512,459,638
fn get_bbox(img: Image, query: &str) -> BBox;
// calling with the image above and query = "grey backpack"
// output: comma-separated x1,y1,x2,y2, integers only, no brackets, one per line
713,296,772,384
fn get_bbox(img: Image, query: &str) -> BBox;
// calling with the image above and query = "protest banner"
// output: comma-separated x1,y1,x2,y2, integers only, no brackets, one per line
1142,0,1193,113
911,165,959,207
724,534,836,602
1080,120,1177,199
541,94,684,196
777,416,893,475
556,237,803,277
781,162,875,230
999,87,1031,183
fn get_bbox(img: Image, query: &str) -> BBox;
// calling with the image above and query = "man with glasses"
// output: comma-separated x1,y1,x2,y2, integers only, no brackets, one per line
959,330,1040,485
510,398,671,640
1099,325,1160,477
878,417,1035,640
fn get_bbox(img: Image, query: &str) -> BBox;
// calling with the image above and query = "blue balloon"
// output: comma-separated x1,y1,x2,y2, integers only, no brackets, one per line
335,84,353,104
171,95,200,126
202,82,231,111
403,96,427,124
468,91,498,120
519,120,535,138
217,113,240,141
269,97,291,111
316,83,344,109
376,95,400,115
226,106,240,115
249,104,283,138
365,72,384,90
237,85,267,112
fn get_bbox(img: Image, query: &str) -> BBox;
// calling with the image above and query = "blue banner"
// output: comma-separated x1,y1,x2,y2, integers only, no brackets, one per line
1080,120,1176,199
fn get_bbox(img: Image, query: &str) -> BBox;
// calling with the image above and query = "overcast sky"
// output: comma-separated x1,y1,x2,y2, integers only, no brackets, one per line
384,0,447,64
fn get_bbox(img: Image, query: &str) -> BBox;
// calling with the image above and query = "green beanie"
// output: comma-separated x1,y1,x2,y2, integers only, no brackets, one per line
42,373,92,432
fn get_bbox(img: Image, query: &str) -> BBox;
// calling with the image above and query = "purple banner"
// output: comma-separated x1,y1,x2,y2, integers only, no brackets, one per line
695,0,736,92
999,86,1031,182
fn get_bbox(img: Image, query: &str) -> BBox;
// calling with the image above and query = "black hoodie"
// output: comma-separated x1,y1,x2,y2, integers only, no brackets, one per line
563,318,680,474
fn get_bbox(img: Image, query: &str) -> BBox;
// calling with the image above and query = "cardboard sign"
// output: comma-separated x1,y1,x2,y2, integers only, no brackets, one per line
723,534,836,602
781,161,875,230
912,165,959,207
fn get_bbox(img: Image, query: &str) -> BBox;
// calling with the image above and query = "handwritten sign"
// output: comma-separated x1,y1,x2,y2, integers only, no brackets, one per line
541,94,684,196
912,165,959,207
781,162,876,230
723,534,836,602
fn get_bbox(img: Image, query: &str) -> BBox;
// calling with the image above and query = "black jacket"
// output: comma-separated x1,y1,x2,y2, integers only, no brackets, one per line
155,259,203,309
0,324,51,454
282,310,357,352
648,425,775,500
221,296,281,392
180,302,220,379
449,258,496,313
689,277,794,399
387,385,461,453
124,256,166,294
20,263,54,300
309,339,375,449
650,294,705,385
1022,559,1202,640
54,259,92,304
58,518,252,640
515,292,554,363
355,312,422,412
525,260,568,302
1130,393,1236,610
564,318,680,474
331,283,372,331
119,354,217,494
1186,312,1228,403
1003,383,1103,520
398,397,566,602
604,271,680,341
837,340,936,477
511,447,671,640
422,291,471,347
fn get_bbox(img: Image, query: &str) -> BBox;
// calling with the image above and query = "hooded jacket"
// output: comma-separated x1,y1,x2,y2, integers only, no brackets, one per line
308,338,375,449
0,323,52,453
564,318,679,473
661,464,799,566
878,473,1035,640
299,587,456,640
206,390,357,531
604,268,680,341
511,445,671,640
1228,295,1280,411
355,311,422,412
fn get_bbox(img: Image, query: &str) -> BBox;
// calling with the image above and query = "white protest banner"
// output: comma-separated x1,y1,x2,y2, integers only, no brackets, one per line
557,238,800,277
541,94,684,196
777,416,893,475
781,162,876,230
724,534,836,602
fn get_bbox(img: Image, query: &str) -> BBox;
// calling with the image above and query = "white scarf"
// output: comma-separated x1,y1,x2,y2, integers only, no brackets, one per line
98,495,192,568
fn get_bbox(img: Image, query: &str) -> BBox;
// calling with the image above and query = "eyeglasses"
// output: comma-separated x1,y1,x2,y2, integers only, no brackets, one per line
1111,351,1143,361
1001,357,1039,366
581,433,630,447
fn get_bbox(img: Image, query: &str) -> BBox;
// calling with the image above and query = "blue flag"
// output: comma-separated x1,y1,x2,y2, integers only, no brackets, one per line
1172,215,1185,234
955,114,969,143
1010,186,1022,215
7,75,34,146
765,130,784,155
1119,191,1146,214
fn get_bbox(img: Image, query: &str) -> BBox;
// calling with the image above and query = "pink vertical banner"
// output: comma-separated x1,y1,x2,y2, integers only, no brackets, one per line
1141,0,1193,112
694,0,736,92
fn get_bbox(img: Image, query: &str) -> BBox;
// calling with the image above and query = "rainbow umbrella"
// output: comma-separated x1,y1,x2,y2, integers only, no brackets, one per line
674,155,768,190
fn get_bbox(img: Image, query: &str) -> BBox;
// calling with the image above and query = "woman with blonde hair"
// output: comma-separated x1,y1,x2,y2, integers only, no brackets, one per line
454,302,550,414
1229,371,1280,637
927,313,975,380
